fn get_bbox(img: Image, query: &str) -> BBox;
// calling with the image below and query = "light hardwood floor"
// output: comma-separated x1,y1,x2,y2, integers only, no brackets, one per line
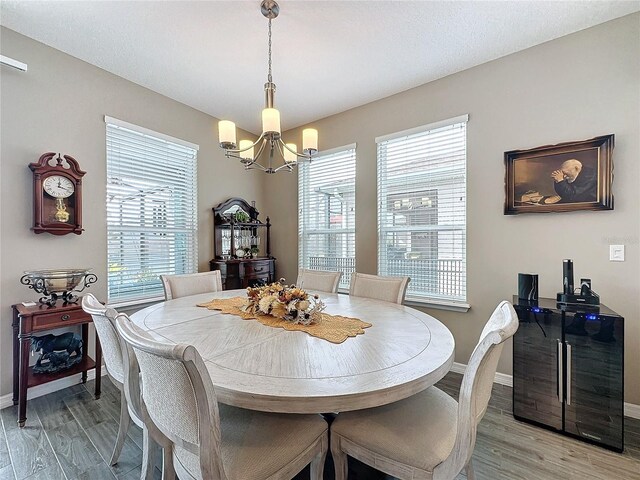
1,372,638,480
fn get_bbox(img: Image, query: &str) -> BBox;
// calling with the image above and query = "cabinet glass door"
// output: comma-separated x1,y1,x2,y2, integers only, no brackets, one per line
564,312,624,450
513,305,563,430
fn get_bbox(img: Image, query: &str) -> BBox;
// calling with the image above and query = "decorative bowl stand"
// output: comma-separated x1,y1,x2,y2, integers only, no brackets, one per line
20,271,98,306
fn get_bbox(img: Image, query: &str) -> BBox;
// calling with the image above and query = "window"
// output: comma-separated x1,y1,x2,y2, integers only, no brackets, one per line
298,144,356,290
377,115,467,305
105,116,198,305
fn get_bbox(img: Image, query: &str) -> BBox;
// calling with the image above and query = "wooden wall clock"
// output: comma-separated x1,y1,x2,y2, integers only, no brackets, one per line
29,152,85,235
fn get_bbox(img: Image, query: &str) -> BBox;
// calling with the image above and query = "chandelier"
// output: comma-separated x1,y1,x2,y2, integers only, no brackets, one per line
218,0,318,174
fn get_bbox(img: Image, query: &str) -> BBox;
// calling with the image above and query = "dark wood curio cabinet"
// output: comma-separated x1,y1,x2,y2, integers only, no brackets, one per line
209,198,275,290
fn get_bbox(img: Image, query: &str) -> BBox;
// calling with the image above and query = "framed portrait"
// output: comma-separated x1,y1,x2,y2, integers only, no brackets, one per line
504,134,614,215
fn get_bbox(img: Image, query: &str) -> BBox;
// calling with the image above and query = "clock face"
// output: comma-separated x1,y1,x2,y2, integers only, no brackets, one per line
43,175,75,199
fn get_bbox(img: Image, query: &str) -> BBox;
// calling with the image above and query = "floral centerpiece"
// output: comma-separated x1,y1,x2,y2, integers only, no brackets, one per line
241,279,325,325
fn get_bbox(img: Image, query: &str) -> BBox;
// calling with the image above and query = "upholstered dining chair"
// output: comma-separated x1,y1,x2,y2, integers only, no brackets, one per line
330,300,518,480
81,294,158,476
160,270,223,300
115,312,329,480
296,268,343,293
348,272,410,304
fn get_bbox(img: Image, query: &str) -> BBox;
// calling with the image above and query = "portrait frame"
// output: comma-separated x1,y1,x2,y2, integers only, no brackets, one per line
504,134,614,215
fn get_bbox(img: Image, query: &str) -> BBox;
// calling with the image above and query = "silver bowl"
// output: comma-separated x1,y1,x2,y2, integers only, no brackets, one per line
23,269,92,293
21,269,97,306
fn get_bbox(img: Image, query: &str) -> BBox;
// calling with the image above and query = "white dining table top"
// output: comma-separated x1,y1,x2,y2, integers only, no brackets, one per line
130,289,455,414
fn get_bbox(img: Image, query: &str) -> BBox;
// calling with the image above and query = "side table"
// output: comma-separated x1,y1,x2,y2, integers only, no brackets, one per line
12,301,102,427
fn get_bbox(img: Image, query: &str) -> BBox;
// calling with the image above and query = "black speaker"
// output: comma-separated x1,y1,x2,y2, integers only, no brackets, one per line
518,273,538,301
563,259,574,295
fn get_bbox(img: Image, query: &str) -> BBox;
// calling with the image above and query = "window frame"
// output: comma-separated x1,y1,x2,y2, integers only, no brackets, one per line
298,143,357,291
105,116,199,307
376,115,469,311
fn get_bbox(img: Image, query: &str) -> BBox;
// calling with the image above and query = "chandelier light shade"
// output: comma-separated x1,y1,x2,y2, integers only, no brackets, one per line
262,108,281,135
218,0,319,174
239,140,255,161
218,120,237,148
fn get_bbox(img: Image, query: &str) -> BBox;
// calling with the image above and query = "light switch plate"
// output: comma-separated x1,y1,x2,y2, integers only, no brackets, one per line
610,245,625,262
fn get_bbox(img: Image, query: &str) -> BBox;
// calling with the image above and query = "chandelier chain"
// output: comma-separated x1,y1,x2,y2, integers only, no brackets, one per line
218,1,318,174
267,17,273,83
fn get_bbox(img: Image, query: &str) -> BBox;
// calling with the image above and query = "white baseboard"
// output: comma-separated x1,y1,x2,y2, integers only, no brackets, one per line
450,362,639,420
0,369,107,410
625,402,640,420
449,362,467,377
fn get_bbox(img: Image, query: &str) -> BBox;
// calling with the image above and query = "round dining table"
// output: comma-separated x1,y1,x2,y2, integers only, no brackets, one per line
130,289,455,414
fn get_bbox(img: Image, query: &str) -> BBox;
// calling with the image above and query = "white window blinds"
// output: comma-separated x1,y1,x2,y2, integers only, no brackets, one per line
298,145,356,290
377,115,467,303
105,117,198,305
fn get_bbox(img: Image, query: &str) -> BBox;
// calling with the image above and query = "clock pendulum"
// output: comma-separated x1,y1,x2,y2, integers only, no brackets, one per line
53,198,70,223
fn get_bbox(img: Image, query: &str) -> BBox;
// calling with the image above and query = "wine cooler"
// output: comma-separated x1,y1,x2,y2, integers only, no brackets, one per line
512,296,624,452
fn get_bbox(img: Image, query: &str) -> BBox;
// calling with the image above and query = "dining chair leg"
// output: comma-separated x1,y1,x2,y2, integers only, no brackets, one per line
330,433,349,480
141,425,160,480
465,458,476,480
310,433,328,480
161,446,176,480
110,390,132,466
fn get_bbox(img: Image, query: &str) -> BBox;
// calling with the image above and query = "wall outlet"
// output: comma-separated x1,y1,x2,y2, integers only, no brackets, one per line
609,245,625,262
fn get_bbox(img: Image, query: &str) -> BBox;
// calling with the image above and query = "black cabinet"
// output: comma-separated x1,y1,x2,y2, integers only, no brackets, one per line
513,296,624,452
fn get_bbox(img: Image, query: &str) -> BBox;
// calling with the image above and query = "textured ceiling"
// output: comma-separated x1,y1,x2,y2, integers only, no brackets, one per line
1,1,639,134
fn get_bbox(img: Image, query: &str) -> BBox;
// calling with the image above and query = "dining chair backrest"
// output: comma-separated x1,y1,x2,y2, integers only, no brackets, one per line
116,313,225,479
435,300,518,479
296,268,343,293
348,273,410,304
82,293,143,421
82,293,124,384
160,271,223,300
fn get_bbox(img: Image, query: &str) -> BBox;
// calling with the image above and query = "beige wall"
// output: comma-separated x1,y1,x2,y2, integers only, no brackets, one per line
2,14,638,404
268,14,640,404
0,27,263,397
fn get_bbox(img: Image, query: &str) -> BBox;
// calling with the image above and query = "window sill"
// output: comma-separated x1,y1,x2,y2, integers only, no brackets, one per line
404,297,470,312
336,290,469,312
107,296,165,313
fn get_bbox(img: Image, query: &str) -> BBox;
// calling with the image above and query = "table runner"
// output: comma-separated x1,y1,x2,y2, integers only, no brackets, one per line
198,296,371,344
